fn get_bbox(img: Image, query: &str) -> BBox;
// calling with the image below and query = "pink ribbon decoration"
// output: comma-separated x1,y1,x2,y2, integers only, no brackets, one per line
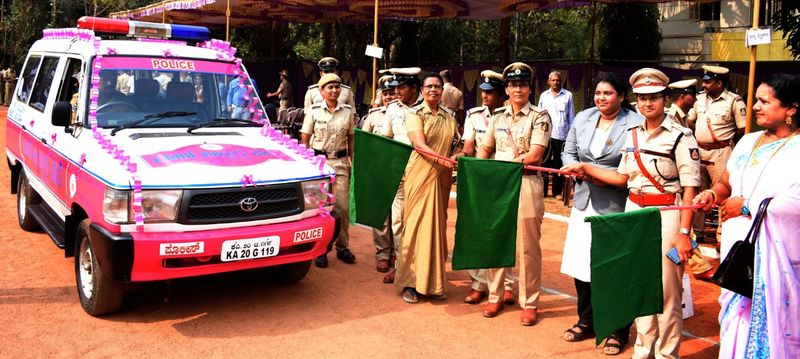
162,49,172,57
29,120,34,127
106,47,117,55
51,133,57,144
79,153,87,166
241,174,255,188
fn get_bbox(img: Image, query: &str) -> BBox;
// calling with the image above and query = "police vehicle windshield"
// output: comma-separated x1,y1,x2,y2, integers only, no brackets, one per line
94,56,264,129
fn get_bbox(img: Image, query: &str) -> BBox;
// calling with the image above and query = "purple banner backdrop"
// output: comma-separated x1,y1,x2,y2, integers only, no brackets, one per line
243,59,798,116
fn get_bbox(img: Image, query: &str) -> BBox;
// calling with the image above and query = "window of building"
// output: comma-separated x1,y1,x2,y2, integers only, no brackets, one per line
693,1,721,22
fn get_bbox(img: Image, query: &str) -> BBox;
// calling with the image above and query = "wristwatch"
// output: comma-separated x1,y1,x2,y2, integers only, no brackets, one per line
679,228,690,236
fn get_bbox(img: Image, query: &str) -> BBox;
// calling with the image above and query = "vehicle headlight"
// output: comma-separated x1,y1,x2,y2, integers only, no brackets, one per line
139,190,182,222
103,188,130,224
302,179,334,210
103,188,182,224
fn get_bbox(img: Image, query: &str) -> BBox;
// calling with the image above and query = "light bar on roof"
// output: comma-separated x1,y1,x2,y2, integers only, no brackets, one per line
76,16,211,42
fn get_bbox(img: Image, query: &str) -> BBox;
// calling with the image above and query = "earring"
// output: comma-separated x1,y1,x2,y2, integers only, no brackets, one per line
786,115,794,126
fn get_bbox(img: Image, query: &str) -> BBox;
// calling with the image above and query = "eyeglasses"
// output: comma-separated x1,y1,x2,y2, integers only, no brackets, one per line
636,94,663,102
423,84,443,90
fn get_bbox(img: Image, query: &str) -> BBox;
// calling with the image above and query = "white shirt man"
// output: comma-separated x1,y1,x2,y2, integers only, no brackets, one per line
536,70,574,197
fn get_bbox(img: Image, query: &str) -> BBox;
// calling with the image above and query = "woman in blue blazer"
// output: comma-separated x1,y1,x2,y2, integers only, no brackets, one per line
559,73,643,355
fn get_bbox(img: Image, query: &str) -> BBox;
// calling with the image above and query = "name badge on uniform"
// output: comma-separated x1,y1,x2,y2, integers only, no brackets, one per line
476,129,485,134
496,127,508,133
626,147,635,152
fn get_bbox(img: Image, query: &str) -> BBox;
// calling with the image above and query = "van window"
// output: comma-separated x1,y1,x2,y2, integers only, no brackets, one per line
16,55,42,104
56,58,83,124
28,56,60,112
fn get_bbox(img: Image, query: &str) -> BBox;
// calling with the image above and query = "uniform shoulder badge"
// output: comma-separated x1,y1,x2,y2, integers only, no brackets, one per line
493,107,505,114
388,99,401,105
341,84,351,89
307,84,318,89
442,106,455,116
342,104,352,109
410,104,424,112
689,148,700,161
466,106,486,115
310,102,324,109
368,107,381,114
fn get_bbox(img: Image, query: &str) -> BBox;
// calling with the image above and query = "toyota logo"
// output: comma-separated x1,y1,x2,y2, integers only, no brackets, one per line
239,197,259,212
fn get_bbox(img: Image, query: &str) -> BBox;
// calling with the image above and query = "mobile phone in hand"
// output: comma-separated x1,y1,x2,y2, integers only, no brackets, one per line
666,239,699,264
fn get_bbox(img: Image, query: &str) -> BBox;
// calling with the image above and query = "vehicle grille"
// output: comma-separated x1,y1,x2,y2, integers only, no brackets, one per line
180,184,303,224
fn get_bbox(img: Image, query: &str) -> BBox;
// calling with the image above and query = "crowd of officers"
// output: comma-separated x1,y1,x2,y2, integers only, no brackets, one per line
254,56,748,358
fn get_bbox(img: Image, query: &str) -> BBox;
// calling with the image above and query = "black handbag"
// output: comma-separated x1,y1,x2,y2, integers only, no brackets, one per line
711,197,773,298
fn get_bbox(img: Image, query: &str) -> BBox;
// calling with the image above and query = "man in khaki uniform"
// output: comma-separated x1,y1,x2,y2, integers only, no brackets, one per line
0,66,6,105
477,62,551,326
361,74,396,273
303,57,356,120
4,67,16,106
380,67,422,284
686,65,746,244
439,69,464,120
667,79,697,128
267,70,293,110
300,73,357,268
454,70,515,305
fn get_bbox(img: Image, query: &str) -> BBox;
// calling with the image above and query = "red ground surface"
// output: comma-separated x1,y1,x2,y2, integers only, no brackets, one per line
0,106,720,358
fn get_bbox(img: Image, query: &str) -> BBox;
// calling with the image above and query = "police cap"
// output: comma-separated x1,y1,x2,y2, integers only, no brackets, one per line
668,79,698,95
317,57,339,71
702,65,729,81
318,73,341,88
502,62,534,82
629,67,669,94
479,70,505,91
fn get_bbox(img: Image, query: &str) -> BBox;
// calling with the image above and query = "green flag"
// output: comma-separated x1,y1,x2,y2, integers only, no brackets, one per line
452,156,522,270
586,208,664,345
349,128,413,228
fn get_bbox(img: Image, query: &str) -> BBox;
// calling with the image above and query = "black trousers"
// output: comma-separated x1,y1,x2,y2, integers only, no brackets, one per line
544,138,565,196
575,278,633,342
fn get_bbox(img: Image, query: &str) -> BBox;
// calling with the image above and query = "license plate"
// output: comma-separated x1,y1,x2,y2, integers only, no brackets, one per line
220,236,280,262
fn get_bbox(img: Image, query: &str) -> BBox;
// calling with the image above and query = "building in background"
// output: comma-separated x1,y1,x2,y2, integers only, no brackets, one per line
658,0,793,69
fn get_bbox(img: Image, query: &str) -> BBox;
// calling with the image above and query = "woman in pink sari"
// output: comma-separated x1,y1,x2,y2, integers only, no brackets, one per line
694,74,800,358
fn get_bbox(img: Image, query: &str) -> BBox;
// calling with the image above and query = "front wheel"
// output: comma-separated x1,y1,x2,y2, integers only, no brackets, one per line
269,261,312,284
17,173,40,231
75,219,124,315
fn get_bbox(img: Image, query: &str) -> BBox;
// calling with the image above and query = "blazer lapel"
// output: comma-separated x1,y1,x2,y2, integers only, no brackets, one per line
598,112,629,158
580,112,601,161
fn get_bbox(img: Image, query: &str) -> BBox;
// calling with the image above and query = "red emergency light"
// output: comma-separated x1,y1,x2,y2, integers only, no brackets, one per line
76,16,211,42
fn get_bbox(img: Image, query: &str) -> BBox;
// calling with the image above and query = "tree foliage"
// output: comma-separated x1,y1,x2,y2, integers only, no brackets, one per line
597,3,662,63
772,0,800,59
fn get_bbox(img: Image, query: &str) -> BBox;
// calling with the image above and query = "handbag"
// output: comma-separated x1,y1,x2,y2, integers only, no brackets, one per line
711,197,772,298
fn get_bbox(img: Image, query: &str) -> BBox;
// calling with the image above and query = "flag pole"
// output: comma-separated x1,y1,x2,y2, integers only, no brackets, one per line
744,0,761,134
371,0,379,105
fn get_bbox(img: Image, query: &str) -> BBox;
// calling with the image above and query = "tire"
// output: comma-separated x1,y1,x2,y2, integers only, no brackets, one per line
17,173,40,231
270,260,312,284
75,219,124,315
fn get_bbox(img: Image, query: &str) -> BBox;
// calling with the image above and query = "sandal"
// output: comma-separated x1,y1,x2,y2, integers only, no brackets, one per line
562,323,595,342
402,287,420,304
602,335,627,356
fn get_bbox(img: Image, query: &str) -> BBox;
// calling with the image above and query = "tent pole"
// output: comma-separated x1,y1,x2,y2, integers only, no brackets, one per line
162,0,166,23
372,0,379,105
226,0,231,42
588,2,597,110
744,0,761,134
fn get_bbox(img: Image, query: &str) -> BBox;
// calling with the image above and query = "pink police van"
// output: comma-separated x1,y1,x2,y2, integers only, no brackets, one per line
5,17,339,315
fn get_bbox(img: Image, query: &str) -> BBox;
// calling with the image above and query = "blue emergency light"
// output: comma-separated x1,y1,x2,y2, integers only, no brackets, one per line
77,16,211,42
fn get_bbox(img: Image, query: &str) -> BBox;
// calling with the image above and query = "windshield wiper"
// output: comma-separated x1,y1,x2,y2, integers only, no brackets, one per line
186,118,262,133
110,111,197,136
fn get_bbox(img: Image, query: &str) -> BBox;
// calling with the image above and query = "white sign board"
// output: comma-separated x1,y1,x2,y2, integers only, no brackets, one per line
365,45,383,59
746,28,772,47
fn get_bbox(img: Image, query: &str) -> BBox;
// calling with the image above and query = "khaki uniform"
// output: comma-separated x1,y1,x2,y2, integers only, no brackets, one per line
362,106,393,260
440,82,464,113
481,103,551,309
667,103,688,128
277,80,293,110
382,96,422,261
687,90,746,240
616,116,701,359
300,102,355,251
463,106,514,291
4,68,16,105
303,84,356,119
0,69,6,105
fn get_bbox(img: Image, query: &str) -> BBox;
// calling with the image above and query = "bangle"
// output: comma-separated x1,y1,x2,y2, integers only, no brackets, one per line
705,189,718,203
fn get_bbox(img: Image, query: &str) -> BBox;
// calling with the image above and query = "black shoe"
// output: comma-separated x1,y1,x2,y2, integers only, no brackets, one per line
315,254,328,268
336,249,356,264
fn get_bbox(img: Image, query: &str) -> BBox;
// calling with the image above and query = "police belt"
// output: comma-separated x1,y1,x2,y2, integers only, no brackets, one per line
698,140,732,150
314,149,348,159
628,192,676,207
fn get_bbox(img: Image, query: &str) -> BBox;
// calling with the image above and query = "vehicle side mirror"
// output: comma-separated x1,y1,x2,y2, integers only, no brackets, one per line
51,101,71,127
